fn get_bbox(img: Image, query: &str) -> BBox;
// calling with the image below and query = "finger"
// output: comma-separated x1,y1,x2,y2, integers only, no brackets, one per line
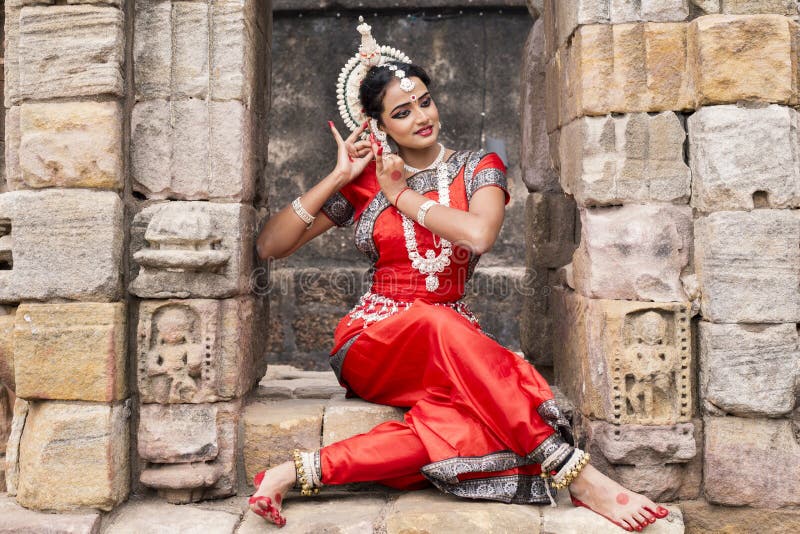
354,140,371,150
346,119,370,144
328,121,345,147
371,139,383,174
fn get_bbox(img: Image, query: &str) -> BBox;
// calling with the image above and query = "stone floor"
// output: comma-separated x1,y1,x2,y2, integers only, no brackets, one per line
0,367,687,533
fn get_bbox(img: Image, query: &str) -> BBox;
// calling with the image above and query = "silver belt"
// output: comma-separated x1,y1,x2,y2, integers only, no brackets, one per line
346,290,481,329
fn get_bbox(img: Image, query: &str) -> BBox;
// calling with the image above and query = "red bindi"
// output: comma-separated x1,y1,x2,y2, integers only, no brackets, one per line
391,170,403,181
616,492,630,505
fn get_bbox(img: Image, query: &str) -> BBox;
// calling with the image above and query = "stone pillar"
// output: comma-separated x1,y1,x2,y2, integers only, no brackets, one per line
129,0,270,504
543,0,800,513
2,0,129,511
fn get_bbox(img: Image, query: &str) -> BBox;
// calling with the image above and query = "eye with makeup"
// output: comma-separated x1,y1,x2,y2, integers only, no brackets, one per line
391,95,433,120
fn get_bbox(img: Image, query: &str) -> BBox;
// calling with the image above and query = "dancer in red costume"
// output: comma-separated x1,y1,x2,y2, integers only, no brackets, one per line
251,17,671,532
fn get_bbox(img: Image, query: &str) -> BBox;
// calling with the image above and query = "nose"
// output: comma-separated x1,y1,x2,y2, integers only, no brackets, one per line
412,104,430,123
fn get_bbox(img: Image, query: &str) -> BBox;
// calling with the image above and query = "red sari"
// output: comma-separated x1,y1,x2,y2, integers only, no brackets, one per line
317,150,572,503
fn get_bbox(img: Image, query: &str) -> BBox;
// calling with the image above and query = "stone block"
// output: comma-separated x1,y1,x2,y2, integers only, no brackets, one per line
238,495,387,534
134,0,264,102
243,399,324,485
14,302,126,402
722,0,797,15
385,490,542,534
462,267,527,352
0,313,15,391
102,498,240,534
688,104,800,211
130,201,258,299
547,22,693,131
11,101,123,191
694,210,800,323
17,5,124,100
680,499,800,534
521,19,560,193
704,416,800,507
699,321,799,417
131,99,254,202
136,297,266,404
558,113,690,206
688,15,798,106
0,190,123,302
257,375,343,400
322,397,406,447
576,417,700,501
138,401,239,503
571,204,692,301
16,401,129,511
0,494,101,534
5,398,28,497
552,287,693,425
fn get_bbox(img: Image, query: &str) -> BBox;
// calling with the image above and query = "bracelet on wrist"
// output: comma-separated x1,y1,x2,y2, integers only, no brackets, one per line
393,186,412,207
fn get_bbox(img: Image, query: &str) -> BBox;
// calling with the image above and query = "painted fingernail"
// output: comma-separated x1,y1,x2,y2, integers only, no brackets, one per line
378,146,384,156
328,121,334,128
348,156,354,162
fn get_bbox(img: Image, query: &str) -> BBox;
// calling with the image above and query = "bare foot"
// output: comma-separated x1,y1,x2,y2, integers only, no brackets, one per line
568,464,670,532
248,461,296,526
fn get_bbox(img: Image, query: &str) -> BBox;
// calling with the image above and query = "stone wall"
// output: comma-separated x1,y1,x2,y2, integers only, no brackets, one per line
535,0,800,526
266,6,533,369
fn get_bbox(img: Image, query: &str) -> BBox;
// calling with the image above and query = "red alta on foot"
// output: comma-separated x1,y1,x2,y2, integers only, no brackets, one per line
250,471,287,528
570,494,669,532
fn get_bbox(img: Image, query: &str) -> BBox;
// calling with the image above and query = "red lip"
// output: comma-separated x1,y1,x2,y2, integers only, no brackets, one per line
416,126,433,136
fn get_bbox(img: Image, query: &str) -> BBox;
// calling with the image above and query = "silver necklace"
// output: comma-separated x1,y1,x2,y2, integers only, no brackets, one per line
403,143,445,174
399,146,452,292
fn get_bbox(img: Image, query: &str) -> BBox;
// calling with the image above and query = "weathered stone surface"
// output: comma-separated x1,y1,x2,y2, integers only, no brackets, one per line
521,19,560,192
571,204,692,301
16,401,129,511
0,312,15,391
552,287,693,424
130,201,258,299
101,498,240,534
385,490,542,534
688,104,800,211
0,494,101,534
131,100,254,202
722,0,797,15
134,0,266,102
522,192,579,365
257,375,343,399
14,303,126,402
543,0,691,58
8,101,123,191
323,397,406,447
138,401,239,504
5,398,28,496
688,15,798,106
704,416,800,507
0,190,123,302
138,404,219,464
238,495,386,534
694,210,800,323
699,321,799,417
680,499,800,534
546,22,693,132
243,399,324,484
577,417,700,501
16,5,124,101
558,113,690,206
463,267,527,352
137,297,266,404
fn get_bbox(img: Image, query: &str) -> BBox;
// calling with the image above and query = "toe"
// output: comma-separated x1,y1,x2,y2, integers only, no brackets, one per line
632,512,650,527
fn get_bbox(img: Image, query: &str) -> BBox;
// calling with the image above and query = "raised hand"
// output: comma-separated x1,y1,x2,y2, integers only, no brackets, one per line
329,120,373,184
369,130,408,205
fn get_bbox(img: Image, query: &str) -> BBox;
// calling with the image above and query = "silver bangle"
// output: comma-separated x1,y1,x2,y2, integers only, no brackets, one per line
417,199,438,228
292,197,315,228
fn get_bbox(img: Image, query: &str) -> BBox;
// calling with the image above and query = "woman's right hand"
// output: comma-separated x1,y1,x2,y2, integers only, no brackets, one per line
329,119,373,185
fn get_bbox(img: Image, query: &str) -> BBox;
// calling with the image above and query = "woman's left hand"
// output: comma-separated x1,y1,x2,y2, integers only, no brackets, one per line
369,133,408,206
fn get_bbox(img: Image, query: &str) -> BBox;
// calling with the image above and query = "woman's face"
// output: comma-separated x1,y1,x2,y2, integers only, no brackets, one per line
378,77,440,151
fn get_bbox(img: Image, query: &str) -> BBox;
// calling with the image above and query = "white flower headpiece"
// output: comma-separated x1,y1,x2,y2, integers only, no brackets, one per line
336,16,413,133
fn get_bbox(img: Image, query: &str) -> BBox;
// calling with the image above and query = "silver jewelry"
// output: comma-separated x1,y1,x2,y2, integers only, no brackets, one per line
291,197,315,228
346,290,480,328
381,63,416,92
400,162,452,292
404,143,445,174
417,199,437,229
371,118,391,154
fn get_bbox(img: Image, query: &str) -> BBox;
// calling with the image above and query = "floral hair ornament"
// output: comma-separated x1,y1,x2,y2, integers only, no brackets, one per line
336,16,413,135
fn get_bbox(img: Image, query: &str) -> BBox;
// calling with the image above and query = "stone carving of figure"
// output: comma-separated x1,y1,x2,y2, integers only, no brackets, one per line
145,306,204,403
622,310,677,422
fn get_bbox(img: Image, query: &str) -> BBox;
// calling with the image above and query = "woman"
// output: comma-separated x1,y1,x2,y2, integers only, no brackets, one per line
250,18,671,532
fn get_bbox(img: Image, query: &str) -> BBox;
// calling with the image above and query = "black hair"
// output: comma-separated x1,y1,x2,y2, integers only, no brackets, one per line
359,61,432,123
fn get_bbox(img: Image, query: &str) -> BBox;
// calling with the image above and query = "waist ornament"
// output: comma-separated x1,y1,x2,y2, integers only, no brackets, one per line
346,290,481,329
